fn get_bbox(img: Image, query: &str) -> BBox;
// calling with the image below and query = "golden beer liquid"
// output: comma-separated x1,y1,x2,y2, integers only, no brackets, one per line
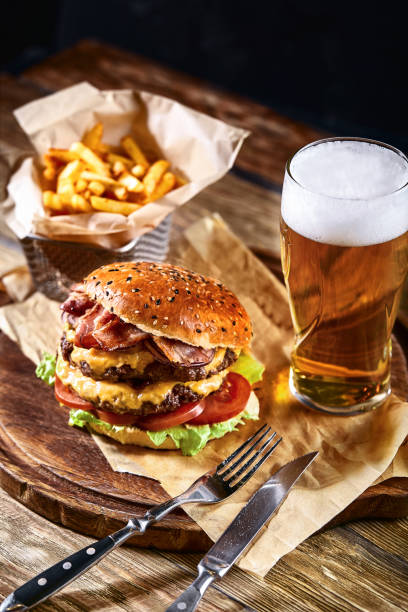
280,217,408,412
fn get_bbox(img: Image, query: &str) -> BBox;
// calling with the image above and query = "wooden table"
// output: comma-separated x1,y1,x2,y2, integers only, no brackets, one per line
0,40,407,611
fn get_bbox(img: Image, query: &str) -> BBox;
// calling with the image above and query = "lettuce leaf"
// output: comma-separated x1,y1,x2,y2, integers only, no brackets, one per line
230,352,264,385
69,400,259,456
35,352,56,386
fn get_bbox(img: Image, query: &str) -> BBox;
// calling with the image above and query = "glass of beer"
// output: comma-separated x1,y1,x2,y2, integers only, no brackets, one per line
280,137,408,414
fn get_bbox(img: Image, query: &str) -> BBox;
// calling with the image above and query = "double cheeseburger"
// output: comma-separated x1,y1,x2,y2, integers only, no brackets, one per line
54,262,263,455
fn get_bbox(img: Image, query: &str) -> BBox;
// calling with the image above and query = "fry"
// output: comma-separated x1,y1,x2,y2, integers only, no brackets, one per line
80,171,132,191
70,142,111,177
88,181,105,196
90,196,142,216
43,191,64,212
112,160,128,177
118,171,144,193
150,172,176,202
57,160,84,203
76,178,88,192
107,153,133,168
43,154,59,181
131,164,147,178
143,160,170,196
112,186,128,200
82,122,104,151
121,136,148,166
48,148,78,163
71,194,92,212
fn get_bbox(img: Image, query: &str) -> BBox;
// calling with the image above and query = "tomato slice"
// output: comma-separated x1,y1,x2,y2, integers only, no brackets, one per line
95,409,139,426
55,376,94,411
134,401,204,431
188,373,251,425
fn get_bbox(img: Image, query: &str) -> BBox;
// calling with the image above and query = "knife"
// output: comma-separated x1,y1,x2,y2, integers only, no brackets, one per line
166,451,318,612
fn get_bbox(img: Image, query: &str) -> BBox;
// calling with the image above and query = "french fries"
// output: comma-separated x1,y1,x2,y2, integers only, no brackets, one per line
41,121,185,216
90,196,142,216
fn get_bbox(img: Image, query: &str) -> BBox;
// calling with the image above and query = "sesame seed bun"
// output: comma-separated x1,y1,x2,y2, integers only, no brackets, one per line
84,262,252,350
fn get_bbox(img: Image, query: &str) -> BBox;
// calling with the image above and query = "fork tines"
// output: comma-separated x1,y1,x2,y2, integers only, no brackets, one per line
216,424,282,491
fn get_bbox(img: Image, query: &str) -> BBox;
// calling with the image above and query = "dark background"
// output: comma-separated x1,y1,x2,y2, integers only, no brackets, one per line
2,0,408,153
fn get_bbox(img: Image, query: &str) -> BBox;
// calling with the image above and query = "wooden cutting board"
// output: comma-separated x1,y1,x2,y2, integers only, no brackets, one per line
0,331,407,552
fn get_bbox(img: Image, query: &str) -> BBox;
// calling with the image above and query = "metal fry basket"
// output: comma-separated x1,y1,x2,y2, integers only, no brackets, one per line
21,215,172,301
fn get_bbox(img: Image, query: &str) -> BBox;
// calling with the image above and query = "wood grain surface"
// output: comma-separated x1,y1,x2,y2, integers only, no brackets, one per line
0,329,407,555
1,41,408,611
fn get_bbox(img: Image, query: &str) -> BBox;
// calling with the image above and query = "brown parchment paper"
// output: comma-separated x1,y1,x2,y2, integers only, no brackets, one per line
2,82,248,249
0,215,407,578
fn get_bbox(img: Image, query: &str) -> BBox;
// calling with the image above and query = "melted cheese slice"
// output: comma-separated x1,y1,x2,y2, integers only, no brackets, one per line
65,325,232,377
56,354,225,413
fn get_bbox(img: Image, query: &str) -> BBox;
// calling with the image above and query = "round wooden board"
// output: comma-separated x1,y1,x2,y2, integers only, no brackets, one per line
0,331,407,552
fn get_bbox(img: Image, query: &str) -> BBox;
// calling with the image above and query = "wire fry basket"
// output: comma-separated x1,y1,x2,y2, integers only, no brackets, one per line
21,215,172,301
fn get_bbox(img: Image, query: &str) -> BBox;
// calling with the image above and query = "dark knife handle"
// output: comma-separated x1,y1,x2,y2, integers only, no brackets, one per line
0,523,135,611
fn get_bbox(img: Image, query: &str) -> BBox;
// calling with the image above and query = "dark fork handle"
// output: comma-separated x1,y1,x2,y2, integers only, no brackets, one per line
0,524,135,611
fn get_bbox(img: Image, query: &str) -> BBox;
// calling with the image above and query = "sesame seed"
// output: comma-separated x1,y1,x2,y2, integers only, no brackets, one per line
152,315,157,319
95,281,100,286
168,296,175,302
144,303,149,309
232,321,236,326
221,327,227,332
174,289,179,294
106,280,113,285
132,288,140,293
245,327,248,331
196,328,202,333
126,276,132,282
110,307,114,313
156,299,161,305
105,291,109,296
186,290,191,295
153,319,158,325
92,276,96,279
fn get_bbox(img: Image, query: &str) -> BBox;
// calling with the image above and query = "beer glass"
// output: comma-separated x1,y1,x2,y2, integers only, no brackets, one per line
280,137,408,414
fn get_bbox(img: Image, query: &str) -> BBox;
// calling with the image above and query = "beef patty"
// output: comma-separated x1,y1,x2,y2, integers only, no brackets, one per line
98,383,205,416
61,335,237,383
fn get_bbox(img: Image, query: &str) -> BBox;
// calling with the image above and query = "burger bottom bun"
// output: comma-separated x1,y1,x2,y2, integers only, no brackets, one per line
86,391,260,450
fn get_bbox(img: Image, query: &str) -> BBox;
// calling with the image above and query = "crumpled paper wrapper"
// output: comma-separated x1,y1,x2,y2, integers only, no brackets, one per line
3,82,248,249
0,240,33,302
0,215,407,578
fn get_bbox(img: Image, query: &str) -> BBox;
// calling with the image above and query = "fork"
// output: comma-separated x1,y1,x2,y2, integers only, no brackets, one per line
0,424,281,612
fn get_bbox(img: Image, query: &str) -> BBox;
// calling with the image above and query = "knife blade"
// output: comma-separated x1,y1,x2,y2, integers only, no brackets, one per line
166,451,318,612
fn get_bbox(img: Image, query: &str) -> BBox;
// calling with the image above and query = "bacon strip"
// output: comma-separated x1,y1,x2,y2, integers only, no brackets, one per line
61,283,94,317
150,336,215,367
74,303,148,350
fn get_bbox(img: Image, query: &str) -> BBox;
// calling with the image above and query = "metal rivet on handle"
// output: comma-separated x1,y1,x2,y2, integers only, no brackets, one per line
86,547,96,555
62,562,72,570
177,604,187,610
37,578,47,586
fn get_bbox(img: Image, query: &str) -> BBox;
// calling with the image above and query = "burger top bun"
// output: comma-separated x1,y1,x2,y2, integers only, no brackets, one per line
84,262,252,350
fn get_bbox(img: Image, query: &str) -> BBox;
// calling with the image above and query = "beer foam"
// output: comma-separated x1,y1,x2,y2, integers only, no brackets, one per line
282,140,408,246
